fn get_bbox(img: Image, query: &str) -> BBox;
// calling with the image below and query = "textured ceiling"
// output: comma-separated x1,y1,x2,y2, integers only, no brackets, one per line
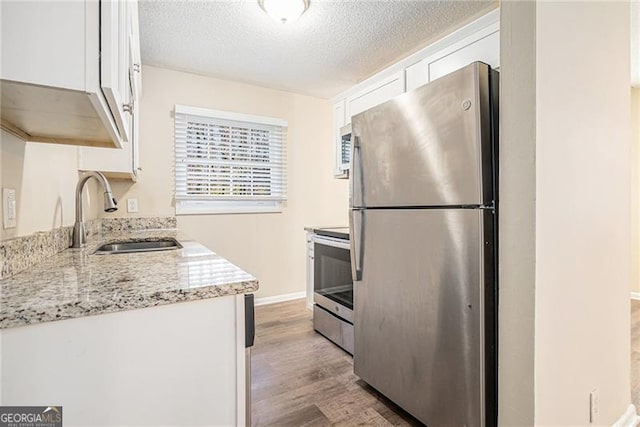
139,0,497,99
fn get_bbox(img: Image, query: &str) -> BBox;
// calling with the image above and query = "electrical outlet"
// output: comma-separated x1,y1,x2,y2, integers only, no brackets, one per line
127,198,139,213
590,387,599,423
2,188,17,229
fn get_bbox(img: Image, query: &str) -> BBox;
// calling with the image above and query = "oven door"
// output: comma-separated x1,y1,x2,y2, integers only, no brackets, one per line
313,236,353,323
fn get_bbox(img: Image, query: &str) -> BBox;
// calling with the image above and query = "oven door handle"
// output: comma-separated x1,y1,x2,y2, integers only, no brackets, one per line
350,209,364,282
313,236,350,250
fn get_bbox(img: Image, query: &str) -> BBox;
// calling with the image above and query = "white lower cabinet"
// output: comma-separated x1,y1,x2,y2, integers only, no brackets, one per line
0,296,248,426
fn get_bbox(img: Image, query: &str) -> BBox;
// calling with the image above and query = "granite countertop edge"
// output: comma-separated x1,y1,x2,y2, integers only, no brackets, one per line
1,280,259,330
0,228,259,330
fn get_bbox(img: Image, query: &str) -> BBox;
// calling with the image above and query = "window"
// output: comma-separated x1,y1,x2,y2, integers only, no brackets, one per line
174,105,287,214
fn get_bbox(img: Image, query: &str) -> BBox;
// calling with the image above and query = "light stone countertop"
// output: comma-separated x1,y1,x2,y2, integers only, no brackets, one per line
0,228,258,329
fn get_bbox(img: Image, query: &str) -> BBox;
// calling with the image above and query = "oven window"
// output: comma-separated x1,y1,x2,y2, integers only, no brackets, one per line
314,242,353,310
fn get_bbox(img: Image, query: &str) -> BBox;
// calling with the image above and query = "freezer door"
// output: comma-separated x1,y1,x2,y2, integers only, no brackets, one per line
351,62,495,208
353,208,494,427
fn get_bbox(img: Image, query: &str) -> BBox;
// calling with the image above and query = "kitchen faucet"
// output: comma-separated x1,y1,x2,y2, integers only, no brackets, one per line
72,171,118,248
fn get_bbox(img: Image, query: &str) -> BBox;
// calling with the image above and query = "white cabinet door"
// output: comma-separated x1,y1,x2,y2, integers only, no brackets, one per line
405,59,432,92
333,100,347,178
128,0,142,99
101,0,132,142
429,31,500,82
1,296,245,426
0,1,86,90
406,30,500,92
333,70,405,178
0,0,128,148
78,136,136,179
347,71,405,120
333,72,404,179
79,0,141,180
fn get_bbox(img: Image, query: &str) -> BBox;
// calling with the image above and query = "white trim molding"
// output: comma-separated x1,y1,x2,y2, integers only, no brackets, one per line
255,291,306,307
612,404,640,427
631,292,640,301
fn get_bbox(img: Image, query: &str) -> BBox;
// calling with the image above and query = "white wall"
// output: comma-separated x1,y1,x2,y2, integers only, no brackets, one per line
0,130,100,241
107,66,349,299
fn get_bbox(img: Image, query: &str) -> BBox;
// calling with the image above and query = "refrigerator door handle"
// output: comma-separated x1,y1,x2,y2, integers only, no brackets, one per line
350,209,364,281
349,135,362,208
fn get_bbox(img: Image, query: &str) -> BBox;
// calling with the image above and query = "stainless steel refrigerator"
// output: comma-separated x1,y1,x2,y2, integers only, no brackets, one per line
349,62,498,427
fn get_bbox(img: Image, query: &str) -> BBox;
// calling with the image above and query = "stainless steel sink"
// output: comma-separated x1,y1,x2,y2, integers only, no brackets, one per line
94,239,182,255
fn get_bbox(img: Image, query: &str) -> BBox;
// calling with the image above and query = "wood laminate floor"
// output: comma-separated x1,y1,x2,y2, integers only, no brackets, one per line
253,299,640,425
251,299,422,426
632,300,640,409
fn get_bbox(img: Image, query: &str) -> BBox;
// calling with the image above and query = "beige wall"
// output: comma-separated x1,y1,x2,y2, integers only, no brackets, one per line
0,130,100,241
535,1,630,424
501,1,632,424
107,66,349,299
632,88,640,293
498,2,536,425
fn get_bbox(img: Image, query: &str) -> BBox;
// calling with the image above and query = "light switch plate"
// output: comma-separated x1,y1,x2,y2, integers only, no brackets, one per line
3,188,17,229
127,198,139,213
590,387,599,423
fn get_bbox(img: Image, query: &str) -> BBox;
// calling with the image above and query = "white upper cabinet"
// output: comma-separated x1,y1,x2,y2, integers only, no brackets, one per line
333,71,404,178
129,0,143,100
0,2,86,90
405,60,431,94
77,102,139,180
101,0,133,143
406,29,500,92
331,9,500,178
77,99,140,181
79,0,141,180
346,71,406,120
0,0,140,149
429,31,500,82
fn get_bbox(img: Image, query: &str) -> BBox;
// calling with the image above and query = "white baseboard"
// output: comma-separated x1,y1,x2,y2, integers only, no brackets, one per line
631,292,640,301
254,291,306,307
613,404,640,427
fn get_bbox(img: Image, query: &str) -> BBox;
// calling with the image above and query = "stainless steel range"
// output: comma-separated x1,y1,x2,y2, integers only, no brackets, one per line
311,227,353,354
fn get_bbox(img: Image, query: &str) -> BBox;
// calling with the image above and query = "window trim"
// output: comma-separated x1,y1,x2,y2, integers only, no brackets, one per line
175,105,287,128
174,104,288,215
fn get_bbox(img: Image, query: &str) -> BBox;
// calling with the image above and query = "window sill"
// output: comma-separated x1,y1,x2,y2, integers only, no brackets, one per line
176,204,283,215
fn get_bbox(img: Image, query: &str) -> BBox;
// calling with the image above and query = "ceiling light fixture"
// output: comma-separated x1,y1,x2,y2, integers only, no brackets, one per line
258,0,309,24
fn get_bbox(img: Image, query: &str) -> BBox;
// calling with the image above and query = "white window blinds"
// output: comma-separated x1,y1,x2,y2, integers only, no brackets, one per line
174,105,287,214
